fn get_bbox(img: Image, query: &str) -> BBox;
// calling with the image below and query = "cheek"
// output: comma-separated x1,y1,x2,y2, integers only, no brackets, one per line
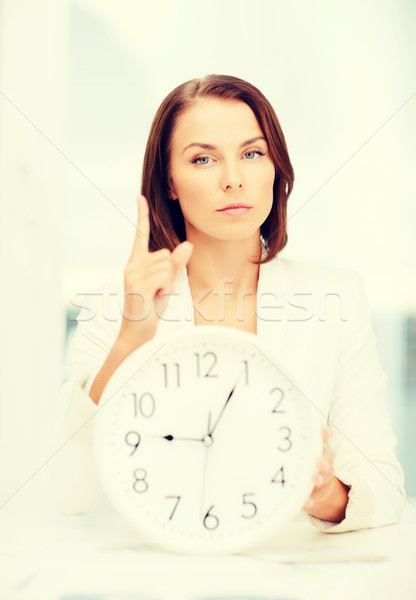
173,169,215,207
259,162,276,190
247,162,275,201
171,171,208,222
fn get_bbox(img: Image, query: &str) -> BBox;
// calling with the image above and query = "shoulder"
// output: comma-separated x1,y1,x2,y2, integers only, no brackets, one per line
275,257,364,291
261,257,368,327
266,256,366,307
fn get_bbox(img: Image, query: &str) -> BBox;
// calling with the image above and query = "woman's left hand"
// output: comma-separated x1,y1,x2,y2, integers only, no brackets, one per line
303,426,350,523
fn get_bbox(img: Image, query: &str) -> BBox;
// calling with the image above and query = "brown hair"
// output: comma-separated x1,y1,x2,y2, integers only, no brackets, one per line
141,74,294,263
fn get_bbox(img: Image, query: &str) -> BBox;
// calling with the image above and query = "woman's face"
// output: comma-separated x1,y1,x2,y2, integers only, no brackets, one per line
168,97,275,246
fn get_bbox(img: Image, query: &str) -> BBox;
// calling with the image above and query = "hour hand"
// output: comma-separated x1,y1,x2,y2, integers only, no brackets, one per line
161,434,204,443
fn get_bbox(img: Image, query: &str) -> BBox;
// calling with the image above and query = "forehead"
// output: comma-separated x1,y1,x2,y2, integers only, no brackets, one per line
170,97,264,148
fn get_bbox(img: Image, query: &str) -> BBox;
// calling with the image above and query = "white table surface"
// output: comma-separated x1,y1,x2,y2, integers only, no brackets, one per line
1,499,415,600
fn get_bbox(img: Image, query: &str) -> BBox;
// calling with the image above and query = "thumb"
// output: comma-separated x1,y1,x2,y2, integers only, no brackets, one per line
170,241,194,276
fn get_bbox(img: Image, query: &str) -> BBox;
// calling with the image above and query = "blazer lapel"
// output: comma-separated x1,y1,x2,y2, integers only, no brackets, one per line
256,256,288,361
156,256,289,362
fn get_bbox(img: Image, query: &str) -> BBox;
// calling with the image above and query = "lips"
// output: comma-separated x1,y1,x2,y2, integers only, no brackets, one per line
217,203,252,211
217,204,252,217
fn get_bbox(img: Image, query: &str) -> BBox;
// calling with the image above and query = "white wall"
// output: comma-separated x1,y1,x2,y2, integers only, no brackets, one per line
0,0,69,511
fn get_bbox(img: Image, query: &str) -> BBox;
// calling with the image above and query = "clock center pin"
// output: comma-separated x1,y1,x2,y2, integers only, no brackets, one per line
202,434,213,447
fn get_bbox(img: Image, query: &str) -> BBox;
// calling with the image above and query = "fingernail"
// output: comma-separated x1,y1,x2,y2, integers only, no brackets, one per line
315,474,324,485
304,499,313,510
321,461,329,472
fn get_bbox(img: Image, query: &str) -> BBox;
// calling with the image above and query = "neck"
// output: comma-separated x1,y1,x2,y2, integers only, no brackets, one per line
185,235,262,297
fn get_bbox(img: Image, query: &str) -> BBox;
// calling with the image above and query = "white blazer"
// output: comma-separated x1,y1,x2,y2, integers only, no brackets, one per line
44,257,405,533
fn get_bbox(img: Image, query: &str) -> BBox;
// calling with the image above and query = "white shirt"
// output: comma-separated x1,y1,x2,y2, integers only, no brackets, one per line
44,257,406,533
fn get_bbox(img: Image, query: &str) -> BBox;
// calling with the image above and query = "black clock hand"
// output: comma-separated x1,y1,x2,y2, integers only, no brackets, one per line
146,434,204,443
162,434,204,443
209,371,244,437
200,412,211,513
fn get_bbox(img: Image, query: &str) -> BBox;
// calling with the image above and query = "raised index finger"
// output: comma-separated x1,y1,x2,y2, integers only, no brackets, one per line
129,195,150,260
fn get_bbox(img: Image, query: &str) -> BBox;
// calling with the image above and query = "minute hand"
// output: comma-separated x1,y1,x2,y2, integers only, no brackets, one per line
209,373,242,437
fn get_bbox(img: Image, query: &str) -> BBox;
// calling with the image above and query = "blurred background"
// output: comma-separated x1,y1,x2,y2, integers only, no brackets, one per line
0,0,415,512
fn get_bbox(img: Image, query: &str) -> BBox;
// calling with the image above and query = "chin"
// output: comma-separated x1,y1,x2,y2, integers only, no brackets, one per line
214,229,262,244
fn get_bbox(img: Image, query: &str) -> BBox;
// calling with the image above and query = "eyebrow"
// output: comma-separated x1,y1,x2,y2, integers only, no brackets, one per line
181,136,267,154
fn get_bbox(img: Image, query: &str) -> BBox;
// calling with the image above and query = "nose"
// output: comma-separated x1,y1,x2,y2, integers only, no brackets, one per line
221,161,243,192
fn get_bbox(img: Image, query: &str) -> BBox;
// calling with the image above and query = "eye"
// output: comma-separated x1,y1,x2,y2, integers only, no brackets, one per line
192,156,213,165
243,150,265,160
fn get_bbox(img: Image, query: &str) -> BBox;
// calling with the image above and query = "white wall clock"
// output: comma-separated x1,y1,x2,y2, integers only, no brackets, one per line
93,326,321,555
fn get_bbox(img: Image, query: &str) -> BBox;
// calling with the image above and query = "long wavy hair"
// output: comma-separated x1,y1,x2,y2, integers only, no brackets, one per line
141,74,294,264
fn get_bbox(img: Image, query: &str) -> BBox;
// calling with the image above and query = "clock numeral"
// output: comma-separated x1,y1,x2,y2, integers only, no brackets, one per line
133,392,155,418
132,468,148,493
242,360,249,385
165,495,181,520
271,466,286,487
270,387,285,413
161,363,180,388
195,352,218,378
203,505,219,530
241,493,257,519
277,426,292,452
125,431,141,455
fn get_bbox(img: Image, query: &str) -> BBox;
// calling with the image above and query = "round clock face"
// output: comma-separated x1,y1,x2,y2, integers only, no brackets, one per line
94,326,321,555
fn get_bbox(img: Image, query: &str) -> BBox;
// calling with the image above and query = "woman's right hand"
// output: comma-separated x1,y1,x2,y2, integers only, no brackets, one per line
118,195,193,351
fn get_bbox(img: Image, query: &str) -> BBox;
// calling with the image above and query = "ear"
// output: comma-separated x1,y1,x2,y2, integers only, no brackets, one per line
167,177,178,200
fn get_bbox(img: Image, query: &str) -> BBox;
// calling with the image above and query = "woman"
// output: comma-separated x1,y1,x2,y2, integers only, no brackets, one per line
45,74,405,532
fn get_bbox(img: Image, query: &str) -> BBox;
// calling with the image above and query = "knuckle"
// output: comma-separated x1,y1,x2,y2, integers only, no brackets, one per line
124,262,137,275
159,271,172,287
154,248,171,259
123,266,133,280
148,251,170,267
154,259,174,278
